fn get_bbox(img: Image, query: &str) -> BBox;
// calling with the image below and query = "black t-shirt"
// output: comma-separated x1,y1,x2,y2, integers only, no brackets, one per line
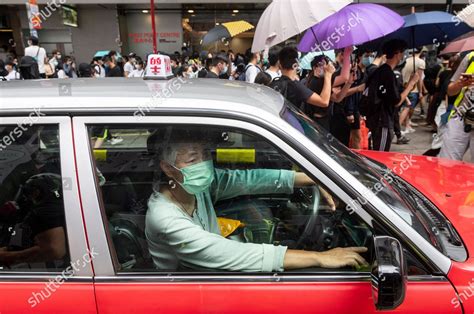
106,65,123,77
197,68,208,78
205,71,219,79
438,69,456,104
304,74,336,117
283,75,313,108
344,66,367,116
366,64,379,77
367,63,401,129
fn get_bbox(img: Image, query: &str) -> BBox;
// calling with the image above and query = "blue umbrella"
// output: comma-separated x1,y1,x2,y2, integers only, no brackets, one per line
363,11,472,51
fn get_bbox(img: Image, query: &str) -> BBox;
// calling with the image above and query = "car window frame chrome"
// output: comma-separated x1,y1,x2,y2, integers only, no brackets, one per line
0,116,93,279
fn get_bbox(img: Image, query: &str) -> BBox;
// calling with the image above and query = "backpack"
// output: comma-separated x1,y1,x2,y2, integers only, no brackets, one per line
238,64,260,81
19,56,40,80
269,76,291,100
359,69,383,128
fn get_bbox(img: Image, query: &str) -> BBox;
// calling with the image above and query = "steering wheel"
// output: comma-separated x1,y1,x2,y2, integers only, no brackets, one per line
296,186,320,248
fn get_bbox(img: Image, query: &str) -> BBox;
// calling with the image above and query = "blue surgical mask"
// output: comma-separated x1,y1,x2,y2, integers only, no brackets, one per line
362,56,374,67
175,160,214,195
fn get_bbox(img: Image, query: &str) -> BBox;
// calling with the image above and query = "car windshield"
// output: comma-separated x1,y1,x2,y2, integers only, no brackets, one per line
281,104,440,249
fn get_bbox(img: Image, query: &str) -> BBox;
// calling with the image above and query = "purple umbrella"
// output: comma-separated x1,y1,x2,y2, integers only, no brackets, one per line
298,3,404,52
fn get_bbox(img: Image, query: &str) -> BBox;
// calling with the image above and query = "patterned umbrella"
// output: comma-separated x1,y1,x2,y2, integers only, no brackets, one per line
201,20,254,46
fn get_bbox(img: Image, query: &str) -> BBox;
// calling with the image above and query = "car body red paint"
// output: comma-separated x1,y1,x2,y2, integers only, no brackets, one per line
359,150,474,313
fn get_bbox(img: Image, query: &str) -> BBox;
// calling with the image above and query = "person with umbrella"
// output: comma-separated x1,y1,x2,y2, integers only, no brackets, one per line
439,51,474,162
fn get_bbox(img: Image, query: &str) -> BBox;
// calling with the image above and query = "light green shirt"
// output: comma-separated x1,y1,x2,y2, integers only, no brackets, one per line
145,169,295,272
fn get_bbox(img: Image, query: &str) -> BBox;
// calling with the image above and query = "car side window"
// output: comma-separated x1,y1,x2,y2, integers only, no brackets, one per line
88,124,376,273
0,125,70,272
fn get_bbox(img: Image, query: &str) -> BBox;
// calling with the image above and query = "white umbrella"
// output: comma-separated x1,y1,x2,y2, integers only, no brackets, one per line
251,0,352,53
456,4,474,28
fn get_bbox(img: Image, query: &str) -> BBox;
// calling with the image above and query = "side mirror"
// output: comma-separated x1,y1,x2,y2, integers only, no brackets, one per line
371,236,407,311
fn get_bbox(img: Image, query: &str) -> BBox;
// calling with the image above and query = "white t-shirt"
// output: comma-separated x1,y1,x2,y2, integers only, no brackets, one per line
94,64,106,78
265,69,281,80
57,70,68,79
245,64,261,83
402,56,426,93
124,62,135,76
5,70,20,80
128,69,144,78
25,45,47,74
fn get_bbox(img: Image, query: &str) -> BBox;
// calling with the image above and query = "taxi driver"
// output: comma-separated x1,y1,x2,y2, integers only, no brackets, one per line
145,131,367,272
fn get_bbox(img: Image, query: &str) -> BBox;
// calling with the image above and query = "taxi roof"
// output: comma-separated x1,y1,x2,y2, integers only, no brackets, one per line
0,78,285,117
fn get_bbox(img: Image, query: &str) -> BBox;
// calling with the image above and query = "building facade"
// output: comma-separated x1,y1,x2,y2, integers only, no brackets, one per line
0,0,470,63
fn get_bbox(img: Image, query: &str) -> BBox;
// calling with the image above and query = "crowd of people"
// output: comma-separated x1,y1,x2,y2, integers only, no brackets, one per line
1,36,473,162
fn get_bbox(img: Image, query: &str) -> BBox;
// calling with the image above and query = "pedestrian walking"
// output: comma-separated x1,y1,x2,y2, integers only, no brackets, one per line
361,39,419,152
400,48,426,134
24,36,47,78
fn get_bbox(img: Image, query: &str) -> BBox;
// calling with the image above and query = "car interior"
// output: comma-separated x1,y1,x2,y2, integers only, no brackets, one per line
91,126,377,273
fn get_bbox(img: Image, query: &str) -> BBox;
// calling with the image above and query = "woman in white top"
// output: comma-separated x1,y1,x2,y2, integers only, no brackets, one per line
128,59,145,78
4,62,20,80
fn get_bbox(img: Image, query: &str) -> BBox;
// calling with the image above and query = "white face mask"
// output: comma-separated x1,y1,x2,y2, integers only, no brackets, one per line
220,65,228,75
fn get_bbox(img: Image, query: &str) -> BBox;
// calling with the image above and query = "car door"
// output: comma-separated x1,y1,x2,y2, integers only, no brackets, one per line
0,116,96,314
73,115,461,314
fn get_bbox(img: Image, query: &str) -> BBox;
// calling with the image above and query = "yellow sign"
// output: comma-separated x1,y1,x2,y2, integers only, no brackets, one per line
216,148,256,164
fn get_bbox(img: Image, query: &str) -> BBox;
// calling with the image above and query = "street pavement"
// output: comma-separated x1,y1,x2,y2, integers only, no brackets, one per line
391,107,471,162
391,113,433,156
